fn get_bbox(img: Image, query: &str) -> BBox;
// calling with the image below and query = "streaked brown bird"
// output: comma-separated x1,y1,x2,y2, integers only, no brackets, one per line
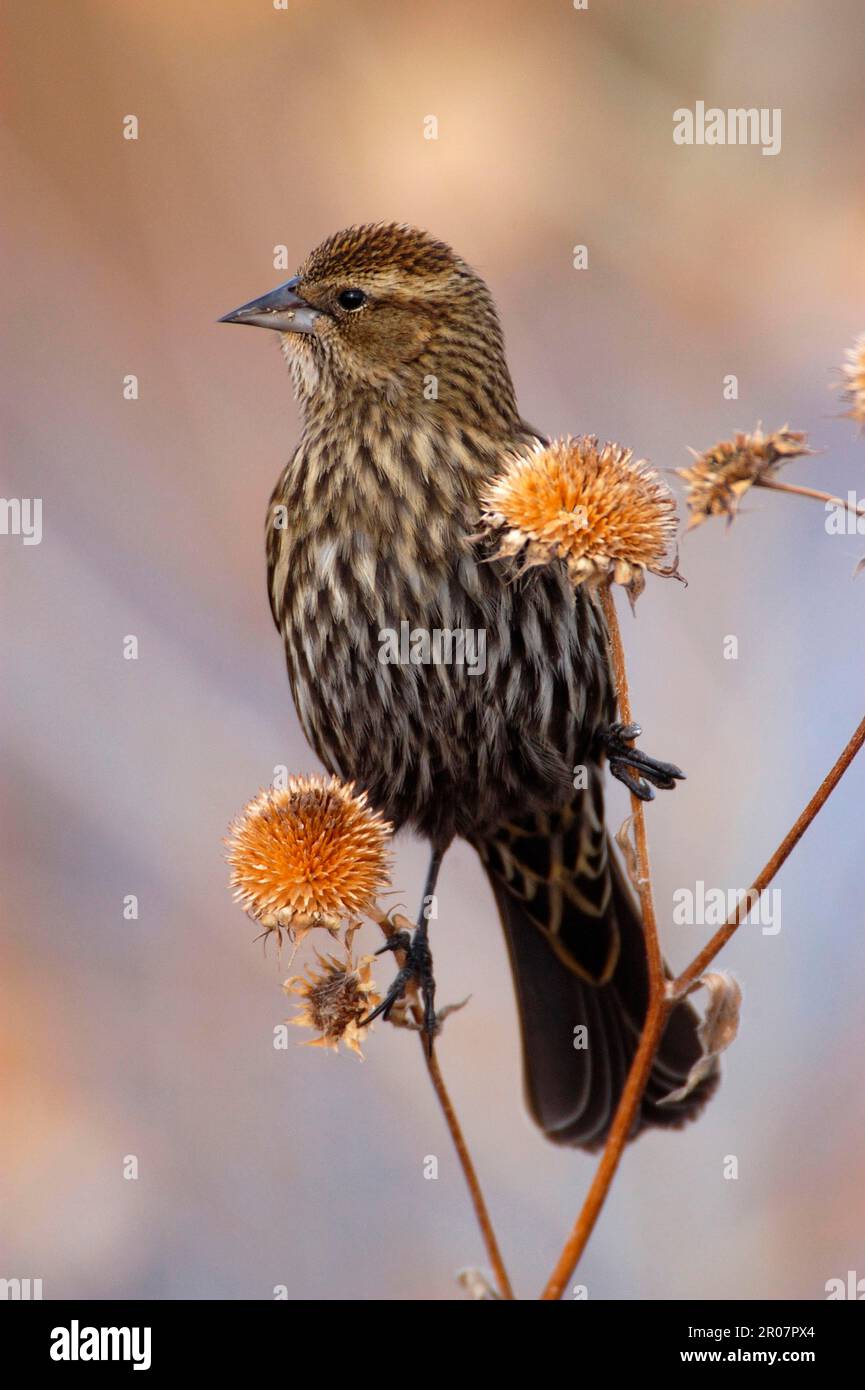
221,223,718,1148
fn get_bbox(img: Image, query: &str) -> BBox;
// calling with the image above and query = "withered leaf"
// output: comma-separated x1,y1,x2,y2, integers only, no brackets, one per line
660,971,742,1106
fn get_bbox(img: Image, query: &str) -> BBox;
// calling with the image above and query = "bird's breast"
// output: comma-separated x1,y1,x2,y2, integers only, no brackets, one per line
267,422,613,840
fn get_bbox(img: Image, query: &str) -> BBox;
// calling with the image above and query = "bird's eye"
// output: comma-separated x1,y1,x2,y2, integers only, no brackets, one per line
337,288,367,311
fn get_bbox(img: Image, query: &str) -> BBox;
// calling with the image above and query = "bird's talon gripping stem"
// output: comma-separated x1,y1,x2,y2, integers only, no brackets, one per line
599,721,686,801
362,846,445,1055
362,924,438,1051
610,721,641,742
374,930,411,958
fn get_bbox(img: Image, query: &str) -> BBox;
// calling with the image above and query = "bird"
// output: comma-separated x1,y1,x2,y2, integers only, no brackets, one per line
220,222,718,1148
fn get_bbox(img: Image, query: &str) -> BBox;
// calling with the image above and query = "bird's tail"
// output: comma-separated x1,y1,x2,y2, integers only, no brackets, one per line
475,778,718,1149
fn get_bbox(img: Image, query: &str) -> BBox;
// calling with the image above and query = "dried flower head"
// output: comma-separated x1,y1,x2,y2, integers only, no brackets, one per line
284,948,380,1057
837,332,865,430
478,436,679,599
677,425,814,530
226,776,392,941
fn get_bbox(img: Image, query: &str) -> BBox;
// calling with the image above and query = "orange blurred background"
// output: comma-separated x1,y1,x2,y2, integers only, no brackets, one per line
3,0,865,1299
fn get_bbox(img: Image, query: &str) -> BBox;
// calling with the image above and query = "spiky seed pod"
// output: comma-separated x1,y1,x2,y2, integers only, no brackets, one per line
838,333,865,430
677,425,814,530
284,949,381,1057
478,435,679,600
226,776,392,940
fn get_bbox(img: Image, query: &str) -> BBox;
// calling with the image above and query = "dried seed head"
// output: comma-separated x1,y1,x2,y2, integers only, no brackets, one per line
226,776,392,939
284,950,381,1057
478,436,679,600
677,425,813,530
837,332,865,430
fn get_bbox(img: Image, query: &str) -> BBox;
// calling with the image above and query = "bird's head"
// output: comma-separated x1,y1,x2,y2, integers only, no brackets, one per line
220,223,520,430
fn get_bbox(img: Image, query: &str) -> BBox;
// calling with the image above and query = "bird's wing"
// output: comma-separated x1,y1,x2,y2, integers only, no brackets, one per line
472,773,619,986
474,774,719,1147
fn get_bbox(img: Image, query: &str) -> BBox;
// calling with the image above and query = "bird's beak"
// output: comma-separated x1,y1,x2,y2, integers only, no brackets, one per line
218,276,323,334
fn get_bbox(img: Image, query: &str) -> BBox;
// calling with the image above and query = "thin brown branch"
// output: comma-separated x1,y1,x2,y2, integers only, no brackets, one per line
672,712,865,996
598,585,665,988
539,583,668,1301
541,692,865,1301
370,909,515,1300
421,1047,515,1298
756,476,865,519
540,997,670,1302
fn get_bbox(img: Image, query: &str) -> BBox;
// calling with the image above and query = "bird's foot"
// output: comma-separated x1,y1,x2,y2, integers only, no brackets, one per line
361,923,438,1054
389,995,470,1035
599,721,686,801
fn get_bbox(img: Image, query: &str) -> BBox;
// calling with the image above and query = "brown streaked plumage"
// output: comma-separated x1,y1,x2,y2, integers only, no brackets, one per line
221,222,718,1148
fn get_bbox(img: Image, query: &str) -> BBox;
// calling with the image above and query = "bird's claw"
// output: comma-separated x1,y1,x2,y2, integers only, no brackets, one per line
363,926,438,1053
600,720,686,802
374,929,412,959
388,994,470,1035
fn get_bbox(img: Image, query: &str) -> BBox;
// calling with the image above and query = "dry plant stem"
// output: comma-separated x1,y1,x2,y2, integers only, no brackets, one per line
369,909,515,1300
541,671,865,1301
539,584,669,1302
757,477,865,518
672,711,865,997
598,585,665,988
421,1047,515,1301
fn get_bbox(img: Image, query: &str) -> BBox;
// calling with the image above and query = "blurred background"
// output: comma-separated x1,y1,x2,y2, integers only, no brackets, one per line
3,0,865,1301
